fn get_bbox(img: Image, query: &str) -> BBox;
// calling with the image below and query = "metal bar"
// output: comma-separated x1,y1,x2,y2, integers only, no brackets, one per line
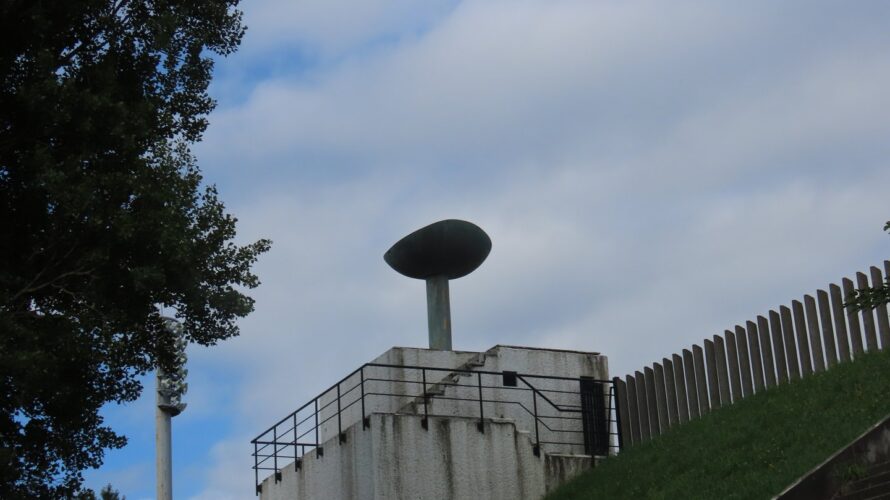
314,399,319,453
532,390,541,454
254,441,259,496
273,426,278,480
336,383,343,443
477,372,485,433
360,366,368,429
422,368,429,430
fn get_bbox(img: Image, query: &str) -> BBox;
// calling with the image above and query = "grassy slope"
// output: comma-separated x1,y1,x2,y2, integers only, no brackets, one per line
548,349,890,500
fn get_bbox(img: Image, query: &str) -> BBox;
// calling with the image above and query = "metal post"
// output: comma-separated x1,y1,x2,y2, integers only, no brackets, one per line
254,441,260,495
361,367,369,429
156,371,172,500
532,390,541,456
272,426,278,482
426,275,452,350
421,368,429,430
476,372,484,433
337,383,345,444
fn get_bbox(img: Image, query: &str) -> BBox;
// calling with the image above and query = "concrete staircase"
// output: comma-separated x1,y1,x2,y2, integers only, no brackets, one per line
777,415,890,500
399,350,492,414
833,460,890,500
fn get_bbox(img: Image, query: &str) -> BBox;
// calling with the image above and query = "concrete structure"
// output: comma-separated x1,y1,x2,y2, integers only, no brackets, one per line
256,345,610,500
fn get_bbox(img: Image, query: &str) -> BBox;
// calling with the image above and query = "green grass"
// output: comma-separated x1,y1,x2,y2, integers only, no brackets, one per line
548,349,890,500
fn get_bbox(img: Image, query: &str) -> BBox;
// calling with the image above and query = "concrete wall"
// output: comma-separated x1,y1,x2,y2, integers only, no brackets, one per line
259,345,609,499
262,413,592,500
417,345,609,455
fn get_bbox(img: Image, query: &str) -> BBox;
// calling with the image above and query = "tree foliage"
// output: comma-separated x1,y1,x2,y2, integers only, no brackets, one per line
846,221,890,311
0,1,269,496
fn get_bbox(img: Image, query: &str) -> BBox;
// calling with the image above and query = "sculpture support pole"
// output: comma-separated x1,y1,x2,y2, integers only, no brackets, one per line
156,370,173,500
426,275,452,350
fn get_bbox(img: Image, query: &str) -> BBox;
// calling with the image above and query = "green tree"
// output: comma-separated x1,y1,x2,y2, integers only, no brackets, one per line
846,221,890,311
77,483,125,500
0,1,270,497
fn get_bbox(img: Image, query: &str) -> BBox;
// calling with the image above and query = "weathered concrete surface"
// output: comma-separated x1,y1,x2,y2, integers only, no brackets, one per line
776,414,890,500
262,413,592,500
260,345,607,499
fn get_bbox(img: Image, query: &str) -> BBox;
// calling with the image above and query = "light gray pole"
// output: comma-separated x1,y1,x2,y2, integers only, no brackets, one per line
156,369,173,500
426,275,452,350
156,318,187,500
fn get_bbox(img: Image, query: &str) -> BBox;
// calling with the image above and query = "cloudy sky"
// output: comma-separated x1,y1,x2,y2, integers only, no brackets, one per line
84,1,890,498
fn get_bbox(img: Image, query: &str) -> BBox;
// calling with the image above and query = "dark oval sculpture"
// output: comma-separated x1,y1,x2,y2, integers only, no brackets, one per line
384,219,492,280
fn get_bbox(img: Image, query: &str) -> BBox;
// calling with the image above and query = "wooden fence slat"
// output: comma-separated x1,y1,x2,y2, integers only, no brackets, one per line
644,367,661,436
633,371,650,442
653,363,669,431
735,325,754,397
770,310,790,384
817,289,838,367
857,272,879,352
830,283,852,362
870,266,890,349
714,335,731,406
615,378,632,449
683,349,700,419
623,375,640,446
804,295,825,373
704,340,721,409
693,345,710,414
663,358,680,427
758,315,777,389
780,306,801,380
673,353,689,424
843,278,865,357
724,330,742,402
792,300,814,377
747,320,765,392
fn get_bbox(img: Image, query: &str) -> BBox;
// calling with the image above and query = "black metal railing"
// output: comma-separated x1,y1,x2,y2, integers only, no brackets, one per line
251,362,623,494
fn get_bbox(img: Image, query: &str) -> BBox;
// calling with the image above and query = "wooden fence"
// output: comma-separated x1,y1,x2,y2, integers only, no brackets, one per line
613,261,890,448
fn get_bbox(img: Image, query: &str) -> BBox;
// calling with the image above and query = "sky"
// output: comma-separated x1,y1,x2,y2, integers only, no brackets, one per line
83,1,890,498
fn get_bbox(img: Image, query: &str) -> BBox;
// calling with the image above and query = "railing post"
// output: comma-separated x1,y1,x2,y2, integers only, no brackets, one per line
337,383,346,444
532,389,541,456
273,426,280,483
314,399,323,459
254,441,260,495
293,413,298,470
361,367,369,429
421,368,429,430
476,372,485,433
